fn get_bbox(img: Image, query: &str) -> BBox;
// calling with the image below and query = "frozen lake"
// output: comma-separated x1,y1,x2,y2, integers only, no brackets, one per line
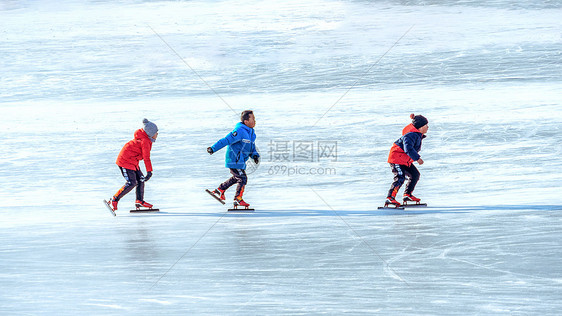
1,0,562,314
2,204,562,314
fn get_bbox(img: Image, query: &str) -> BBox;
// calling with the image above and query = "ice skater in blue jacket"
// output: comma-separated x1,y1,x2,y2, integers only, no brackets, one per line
207,110,260,208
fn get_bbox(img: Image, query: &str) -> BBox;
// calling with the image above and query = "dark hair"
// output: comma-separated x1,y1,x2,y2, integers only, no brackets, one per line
241,110,254,122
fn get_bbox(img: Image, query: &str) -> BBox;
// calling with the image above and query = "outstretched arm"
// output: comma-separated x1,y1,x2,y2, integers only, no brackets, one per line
210,130,242,153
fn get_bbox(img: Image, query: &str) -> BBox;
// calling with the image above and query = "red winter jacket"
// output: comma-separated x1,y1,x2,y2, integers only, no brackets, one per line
387,124,423,167
116,129,153,172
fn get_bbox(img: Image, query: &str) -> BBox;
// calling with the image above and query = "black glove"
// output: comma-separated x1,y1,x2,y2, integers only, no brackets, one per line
207,147,214,155
252,155,260,164
144,171,152,182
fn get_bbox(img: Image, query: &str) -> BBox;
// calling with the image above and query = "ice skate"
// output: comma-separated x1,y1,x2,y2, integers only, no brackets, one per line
403,193,420,203
205,188,226,205
109,198,118,211
103,198,118,216
233,197,250,208
402,194,427,207
130,200,159,213
213,188,226,201
228,196,254,212
384,196,403,208
135,200,153,209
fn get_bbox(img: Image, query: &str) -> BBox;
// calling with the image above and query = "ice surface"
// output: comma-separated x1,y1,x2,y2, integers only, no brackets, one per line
1,0,562,314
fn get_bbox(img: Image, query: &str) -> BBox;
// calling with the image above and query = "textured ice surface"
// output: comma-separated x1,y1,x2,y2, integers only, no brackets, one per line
1,0,561,314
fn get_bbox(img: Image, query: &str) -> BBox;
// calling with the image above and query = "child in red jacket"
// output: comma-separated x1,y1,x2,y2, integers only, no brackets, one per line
385,114,429,207
108,119,158,211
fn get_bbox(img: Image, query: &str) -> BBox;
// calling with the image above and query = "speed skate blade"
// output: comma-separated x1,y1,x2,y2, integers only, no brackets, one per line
103,199,116,217
206,189,226,205
130,209,160,213
227,208,255,212
378,206,405,210
402,203,427,208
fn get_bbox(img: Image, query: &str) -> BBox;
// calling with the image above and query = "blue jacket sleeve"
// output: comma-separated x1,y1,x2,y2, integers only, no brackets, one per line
252,149,260,158
403,133,421,161
251,142,259,158
211,130,242,152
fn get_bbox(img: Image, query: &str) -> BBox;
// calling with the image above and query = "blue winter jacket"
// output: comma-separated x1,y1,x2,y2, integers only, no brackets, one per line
211,122,259,169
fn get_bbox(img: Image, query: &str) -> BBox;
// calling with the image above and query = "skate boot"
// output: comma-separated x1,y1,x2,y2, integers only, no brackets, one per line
403,193,421,205
385,196,402,208
110,197,118,211
233,196,250,209
135,200,153,209
212,188,226,201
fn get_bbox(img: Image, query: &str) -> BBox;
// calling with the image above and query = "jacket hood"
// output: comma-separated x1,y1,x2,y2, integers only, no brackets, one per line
236,122,253,132
402,123,421,135
134,129,150,140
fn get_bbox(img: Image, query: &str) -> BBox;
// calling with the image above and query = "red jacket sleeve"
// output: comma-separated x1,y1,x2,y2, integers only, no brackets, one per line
142,138,153,172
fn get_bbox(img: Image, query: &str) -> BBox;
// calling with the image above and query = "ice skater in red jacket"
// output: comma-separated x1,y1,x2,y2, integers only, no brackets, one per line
385,114,429,207
108,119,158,211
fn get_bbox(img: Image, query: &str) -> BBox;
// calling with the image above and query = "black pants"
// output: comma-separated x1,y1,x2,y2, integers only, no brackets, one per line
113,167,145,202
218,168,247,198
387,163,420,198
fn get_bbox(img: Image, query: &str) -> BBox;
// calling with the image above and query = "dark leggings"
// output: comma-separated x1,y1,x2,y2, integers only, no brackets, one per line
113,167,145,202
387,163,420,197
218,168,247,198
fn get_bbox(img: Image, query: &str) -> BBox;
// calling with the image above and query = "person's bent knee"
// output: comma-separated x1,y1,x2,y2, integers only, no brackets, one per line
128,179,138,187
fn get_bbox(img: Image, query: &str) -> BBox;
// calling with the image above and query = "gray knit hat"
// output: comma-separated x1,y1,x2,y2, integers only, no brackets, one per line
143,118,158,138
